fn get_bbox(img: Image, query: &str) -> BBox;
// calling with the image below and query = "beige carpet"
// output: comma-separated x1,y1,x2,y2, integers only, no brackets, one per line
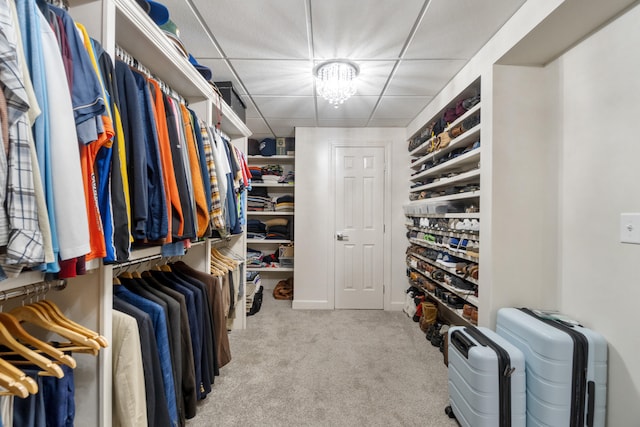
187,292,457,426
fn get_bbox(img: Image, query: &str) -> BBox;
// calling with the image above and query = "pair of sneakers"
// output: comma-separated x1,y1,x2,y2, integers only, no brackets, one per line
436,252,459,268
450,218,480,232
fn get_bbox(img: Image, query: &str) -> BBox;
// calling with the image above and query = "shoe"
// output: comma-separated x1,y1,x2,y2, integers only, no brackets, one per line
456,239,468,254
426,322,440,341
462,304,473,319
467,241,480,258
438,253,458,268
470,308,478,325
424,234,436,244
449,237,460,251
470,219,480,232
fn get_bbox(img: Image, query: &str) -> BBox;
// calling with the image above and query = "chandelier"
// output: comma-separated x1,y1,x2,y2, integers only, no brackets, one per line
314,60,359,108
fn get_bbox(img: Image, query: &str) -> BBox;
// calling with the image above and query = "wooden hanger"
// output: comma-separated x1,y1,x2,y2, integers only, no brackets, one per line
0,320,64,378
0,370,29,398
9,305,100,354
0,357,38,394
0,313,76,369
35,300,108,348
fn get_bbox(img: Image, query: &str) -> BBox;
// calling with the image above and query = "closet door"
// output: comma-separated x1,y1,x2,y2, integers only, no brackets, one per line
334,146,385,309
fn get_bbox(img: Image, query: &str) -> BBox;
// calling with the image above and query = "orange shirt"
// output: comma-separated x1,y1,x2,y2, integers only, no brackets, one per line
179,104,209,238
148,80,184,241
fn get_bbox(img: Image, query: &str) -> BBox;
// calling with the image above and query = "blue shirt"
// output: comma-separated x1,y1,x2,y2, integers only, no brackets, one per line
16,0,60,273
113,285,178,426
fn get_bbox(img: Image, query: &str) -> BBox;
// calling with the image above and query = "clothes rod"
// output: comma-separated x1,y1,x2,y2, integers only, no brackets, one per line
0,279,67,303
111,254,164,273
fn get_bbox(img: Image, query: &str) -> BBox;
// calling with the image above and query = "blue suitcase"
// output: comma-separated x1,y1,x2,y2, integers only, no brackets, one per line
446,326,526,427
496,308,608,427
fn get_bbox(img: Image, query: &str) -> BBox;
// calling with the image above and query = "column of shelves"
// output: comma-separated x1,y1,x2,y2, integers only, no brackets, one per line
246,154,295,275
405,79,481,326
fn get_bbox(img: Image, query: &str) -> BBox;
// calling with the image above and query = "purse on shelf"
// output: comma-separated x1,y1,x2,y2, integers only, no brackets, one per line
436,130,451,149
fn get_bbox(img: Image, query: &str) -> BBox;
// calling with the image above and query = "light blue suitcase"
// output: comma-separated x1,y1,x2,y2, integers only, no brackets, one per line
496,308,608,427
446,326,526,427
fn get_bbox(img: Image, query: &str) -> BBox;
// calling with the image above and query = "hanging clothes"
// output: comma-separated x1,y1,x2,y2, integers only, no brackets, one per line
113,297,171,427
164,95,194,241
111,310,147,427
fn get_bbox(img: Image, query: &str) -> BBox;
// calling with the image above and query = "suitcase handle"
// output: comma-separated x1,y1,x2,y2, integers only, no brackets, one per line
451,330,475,359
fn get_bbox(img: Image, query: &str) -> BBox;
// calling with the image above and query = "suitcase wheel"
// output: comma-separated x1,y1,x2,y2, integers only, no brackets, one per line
444,405,456,419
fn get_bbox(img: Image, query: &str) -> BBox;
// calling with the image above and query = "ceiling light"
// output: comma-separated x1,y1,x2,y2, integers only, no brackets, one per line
314,60,359,108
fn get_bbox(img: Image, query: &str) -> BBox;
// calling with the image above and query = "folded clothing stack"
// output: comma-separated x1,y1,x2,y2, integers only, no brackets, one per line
264,218,290,240
261,165,283,183
275,195,294,212
247,219,266,239
246,247,264,267
249,166,263,182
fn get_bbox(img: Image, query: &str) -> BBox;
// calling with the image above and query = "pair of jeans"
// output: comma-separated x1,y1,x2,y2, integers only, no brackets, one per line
13,365,75,427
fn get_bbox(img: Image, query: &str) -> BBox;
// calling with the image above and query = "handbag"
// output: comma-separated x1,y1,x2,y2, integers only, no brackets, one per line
448,124,464,139
436,130,451,150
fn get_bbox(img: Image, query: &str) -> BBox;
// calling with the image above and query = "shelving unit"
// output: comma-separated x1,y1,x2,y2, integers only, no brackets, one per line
405,79,481,326
246,153,295,290
5,1,254,425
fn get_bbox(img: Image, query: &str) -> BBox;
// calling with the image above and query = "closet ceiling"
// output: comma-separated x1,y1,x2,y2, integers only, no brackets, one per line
163,0,526,140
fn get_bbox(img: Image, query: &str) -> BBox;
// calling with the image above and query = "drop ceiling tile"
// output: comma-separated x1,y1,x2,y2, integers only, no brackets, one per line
253,96,316,119
267,118,318,128
366,118,413,127
311,0,424,59
231,60,314,97
316,96,377,120
385,60,466,96
317,119,368,127
372,96,433,119
266,118,316,137
404,0,526,59
192,0,309,59
158,0,224,59
246,117,272,134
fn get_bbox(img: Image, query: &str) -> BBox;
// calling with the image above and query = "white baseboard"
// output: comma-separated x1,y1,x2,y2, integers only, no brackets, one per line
388,301,405,311
292,299,332,310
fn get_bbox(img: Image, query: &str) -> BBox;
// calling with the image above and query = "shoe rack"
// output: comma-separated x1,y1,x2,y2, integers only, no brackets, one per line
404,78,481,327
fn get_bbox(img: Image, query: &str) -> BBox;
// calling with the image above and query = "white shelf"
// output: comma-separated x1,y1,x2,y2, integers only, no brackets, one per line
406,225,480,241
248,155,295,162
247,267,295,272
247,239,292,244
409,238,479,263
251,183,295,188
247,212,294,216
406,212,481,219
410,169,480,193
407,252,479,287
410,125,481,170
410,149,480,183
408,190,480,205
409,103,481,157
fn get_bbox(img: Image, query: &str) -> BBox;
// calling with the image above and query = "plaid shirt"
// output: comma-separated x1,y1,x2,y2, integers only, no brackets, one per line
0,3,44,266
201,124,224,230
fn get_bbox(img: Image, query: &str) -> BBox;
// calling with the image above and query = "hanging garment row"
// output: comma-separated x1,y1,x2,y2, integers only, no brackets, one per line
0,283,106,427
111,253,241,427
0,0,251,282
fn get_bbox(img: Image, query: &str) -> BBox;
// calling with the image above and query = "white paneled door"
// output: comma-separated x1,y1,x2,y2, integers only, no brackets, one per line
334,146,385,309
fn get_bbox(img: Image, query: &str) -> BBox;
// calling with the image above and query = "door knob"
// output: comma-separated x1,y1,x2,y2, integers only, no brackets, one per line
336,233,349,241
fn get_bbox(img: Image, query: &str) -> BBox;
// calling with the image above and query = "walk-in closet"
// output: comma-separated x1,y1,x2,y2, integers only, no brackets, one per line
1,0,639,425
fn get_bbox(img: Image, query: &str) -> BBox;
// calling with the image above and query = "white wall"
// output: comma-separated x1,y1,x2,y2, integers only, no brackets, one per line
555,4,640,423
293,128,407,310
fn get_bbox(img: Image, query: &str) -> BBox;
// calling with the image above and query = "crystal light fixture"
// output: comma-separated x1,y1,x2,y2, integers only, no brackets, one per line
314,60,359,108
